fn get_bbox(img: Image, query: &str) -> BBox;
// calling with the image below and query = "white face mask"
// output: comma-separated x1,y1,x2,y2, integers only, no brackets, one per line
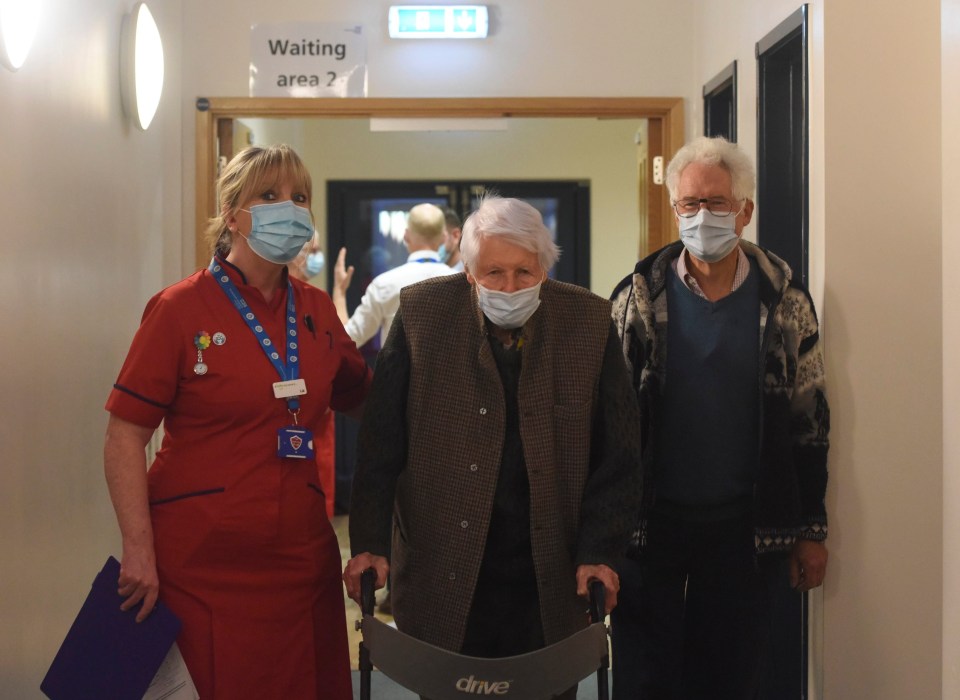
678,209,740,263
476,281,543,329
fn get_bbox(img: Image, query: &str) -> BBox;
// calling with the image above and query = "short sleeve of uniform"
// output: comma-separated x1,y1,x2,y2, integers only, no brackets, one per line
105,293,184,429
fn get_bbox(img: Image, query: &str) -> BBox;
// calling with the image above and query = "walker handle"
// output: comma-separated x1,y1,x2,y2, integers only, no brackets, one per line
588,579,610,700
588,579,606,624
361,568,377,617
359,569,377,700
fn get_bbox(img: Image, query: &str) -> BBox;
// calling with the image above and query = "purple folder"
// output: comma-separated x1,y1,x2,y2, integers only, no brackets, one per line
40,556,182,700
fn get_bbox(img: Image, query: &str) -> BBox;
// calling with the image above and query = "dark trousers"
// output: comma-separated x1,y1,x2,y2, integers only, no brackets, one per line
419,571,576,700
460,569,577,700
419,580,576,700
611,512,778,700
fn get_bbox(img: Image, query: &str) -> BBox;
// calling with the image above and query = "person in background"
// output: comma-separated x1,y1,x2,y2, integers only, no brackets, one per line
332,202,454,347
288,232,336,519
289,229,327,288
332,202,454,614
440,206,464,271
104,144,370,700
609,136,830,699
343,196,642,700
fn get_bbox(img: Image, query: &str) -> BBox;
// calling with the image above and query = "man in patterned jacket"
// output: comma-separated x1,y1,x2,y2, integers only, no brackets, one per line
609,136,830,700
344,196,642,698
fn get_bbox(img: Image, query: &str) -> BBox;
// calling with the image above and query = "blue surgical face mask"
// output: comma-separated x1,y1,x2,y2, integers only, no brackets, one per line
241,201,314,264
476,280,543,329
678,209,740,263
305,250,325,276
437,243,449,264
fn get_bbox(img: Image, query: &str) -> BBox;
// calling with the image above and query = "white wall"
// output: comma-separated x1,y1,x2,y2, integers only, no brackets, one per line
180,0,694,98
0,0,182,696
822,2,943,697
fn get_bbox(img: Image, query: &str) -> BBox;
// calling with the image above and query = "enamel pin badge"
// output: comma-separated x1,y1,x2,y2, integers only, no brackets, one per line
193,331,211,375
193,330,228,375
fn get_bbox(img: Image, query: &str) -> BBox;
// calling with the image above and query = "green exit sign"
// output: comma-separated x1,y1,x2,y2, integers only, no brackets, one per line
388,5,489,38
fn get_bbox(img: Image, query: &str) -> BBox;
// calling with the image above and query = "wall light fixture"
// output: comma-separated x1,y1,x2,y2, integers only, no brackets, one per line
120,2,164,130
0,0,42,71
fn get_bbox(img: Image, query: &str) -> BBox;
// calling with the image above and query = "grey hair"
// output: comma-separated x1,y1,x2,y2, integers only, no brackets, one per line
665,136,756,203
460,195,561,272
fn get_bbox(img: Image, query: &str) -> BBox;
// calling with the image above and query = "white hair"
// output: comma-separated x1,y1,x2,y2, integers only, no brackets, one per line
460,196,561,272
665,136,756,203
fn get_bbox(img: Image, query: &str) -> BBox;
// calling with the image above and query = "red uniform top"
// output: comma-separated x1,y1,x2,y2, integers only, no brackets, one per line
106,258,369,699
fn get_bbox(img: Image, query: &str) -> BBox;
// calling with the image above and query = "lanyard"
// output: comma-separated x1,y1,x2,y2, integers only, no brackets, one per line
208,258,302,410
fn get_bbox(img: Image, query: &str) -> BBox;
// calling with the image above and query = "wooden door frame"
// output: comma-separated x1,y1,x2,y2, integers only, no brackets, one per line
194,96,685,270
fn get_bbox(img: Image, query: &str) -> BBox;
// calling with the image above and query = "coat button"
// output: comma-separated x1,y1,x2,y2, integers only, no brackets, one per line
479,407,487,415
449,572,456,580
469,464,478,472
460,520,469,528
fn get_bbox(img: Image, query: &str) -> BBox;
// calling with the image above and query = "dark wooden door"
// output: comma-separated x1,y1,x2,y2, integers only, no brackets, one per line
756,6,810,699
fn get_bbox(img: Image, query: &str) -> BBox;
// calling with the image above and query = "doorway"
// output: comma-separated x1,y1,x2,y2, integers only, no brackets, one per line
326,179,590,510
756,6,810,699
703,61,738,142
327,179,590,294
193,97,685,271
757,6,809,287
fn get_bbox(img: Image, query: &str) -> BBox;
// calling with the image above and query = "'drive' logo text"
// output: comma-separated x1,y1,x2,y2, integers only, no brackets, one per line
455,675,512,695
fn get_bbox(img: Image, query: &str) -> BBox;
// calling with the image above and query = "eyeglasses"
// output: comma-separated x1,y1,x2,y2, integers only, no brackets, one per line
672,197,744,218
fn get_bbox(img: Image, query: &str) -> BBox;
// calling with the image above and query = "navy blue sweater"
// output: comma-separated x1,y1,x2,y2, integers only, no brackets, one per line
655,264,759,515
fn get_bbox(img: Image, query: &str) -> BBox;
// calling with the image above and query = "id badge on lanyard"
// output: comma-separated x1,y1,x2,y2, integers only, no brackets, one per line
209,259,316,460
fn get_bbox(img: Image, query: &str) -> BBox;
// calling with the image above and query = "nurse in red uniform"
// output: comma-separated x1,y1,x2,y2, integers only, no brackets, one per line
104,144,369,699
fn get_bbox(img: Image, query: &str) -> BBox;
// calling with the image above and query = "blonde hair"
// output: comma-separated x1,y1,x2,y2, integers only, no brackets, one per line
205,144,313,257
405,203,446,244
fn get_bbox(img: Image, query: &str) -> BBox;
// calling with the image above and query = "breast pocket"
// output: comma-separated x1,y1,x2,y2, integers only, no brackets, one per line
299,333,338,410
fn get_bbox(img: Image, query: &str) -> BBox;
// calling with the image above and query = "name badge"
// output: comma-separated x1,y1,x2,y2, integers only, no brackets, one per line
273,379,307,399
278,426,315,459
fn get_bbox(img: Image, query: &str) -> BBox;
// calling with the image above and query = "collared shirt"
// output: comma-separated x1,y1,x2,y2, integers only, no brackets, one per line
673,246,751,299
344,250,456,346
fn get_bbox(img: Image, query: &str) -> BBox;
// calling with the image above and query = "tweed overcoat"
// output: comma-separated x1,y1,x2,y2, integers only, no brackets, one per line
350,274,642,652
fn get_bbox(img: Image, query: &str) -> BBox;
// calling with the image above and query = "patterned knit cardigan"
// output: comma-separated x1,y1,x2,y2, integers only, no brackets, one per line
610,240,829,554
